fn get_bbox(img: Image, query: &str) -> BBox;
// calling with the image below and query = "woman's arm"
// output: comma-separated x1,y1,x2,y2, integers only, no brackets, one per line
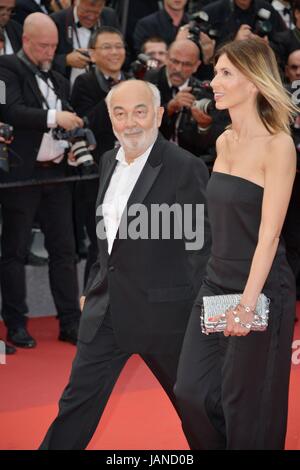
241,133,296,308
221,133,296,336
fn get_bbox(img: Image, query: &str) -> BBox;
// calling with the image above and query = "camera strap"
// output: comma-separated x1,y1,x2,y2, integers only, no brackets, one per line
17,49,62,110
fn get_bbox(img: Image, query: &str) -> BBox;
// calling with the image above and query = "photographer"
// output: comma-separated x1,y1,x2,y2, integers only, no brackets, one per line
202,0,286,46
51,0,120,86
0,122,15,354
141,36,168,69
145,39,229,166
272,0,300,70
0,0,22,55
0,13,83,349
71,25,127,284
133,0,190,54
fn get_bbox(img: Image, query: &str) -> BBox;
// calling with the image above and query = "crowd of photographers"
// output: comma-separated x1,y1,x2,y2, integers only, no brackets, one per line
0,0,300,354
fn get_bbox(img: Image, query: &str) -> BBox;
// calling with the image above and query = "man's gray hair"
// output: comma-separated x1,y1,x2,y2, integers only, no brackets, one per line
106,80,161,114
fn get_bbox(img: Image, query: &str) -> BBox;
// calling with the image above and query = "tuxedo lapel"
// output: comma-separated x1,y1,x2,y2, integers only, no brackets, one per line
97,151,118,206
24,74,46,108
111,135,166,253
125,134,166,209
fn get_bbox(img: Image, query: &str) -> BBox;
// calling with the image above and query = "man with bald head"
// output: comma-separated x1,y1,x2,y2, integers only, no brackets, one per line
39,79,211,449
0,13,83,348
145,39,228,165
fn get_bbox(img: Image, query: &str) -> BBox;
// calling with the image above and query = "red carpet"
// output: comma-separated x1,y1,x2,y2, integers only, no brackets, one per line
0,312,300,450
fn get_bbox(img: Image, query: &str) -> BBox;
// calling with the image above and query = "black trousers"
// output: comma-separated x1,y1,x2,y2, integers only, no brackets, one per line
0,183,81,329
175,269,295,450
39,311,182,450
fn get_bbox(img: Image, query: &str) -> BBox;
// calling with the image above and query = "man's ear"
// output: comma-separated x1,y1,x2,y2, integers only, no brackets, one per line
157,106,164,127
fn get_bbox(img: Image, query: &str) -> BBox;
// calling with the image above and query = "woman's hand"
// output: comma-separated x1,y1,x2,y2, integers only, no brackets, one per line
209,305,255,337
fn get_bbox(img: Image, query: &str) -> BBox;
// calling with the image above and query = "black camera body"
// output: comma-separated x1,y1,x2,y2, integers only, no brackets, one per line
0,123,14,173
52,118,97,175
188,10,218,43
179,78,215,133
130,53,160,80
253,8,272,38
190,80,215,116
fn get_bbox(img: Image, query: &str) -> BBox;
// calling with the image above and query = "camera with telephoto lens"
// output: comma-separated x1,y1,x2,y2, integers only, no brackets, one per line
188,10,218,43
253,8,272,38
52,117,97,175
179,79,215,133
0,123,14,173
130,53,160,80
191,80,215,117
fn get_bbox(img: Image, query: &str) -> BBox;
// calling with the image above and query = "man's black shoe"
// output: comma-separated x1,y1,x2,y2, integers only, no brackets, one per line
58,323,79,345
7,327,37,348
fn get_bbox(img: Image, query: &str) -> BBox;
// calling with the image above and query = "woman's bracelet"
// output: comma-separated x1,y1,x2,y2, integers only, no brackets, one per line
237,302,257,314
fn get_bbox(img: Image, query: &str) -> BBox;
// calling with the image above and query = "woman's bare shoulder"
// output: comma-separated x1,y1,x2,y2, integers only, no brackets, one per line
265,132,296,169
216,129,231,149
268,131,294,150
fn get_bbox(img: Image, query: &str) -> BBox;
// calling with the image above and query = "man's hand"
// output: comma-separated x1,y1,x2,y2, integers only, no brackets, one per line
66,49,91,68
175,24,190,41
235,24,253,41
56,111,83,130
80,296,86,311
191,106,213,128
200,32,216,64
167,87,196,115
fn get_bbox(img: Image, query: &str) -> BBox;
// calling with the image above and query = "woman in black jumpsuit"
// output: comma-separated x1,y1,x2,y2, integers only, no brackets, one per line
175,38,297,450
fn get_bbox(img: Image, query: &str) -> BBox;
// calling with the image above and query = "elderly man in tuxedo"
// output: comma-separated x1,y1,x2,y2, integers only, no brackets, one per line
39,79,211,449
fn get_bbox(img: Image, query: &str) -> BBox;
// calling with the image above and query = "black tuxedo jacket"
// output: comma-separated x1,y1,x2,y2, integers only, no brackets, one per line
51,6,120,78
71,69,128,161
79,135,211,354
14,0,52,25
4,20,23,53
0,54,70,184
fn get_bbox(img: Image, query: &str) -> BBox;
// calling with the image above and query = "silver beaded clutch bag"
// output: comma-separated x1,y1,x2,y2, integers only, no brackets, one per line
200,293,270,334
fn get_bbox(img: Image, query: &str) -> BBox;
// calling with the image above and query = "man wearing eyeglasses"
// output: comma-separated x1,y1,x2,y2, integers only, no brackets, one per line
71,25,127,285
145,39,229,167
0,0,22,55
50,0,120,85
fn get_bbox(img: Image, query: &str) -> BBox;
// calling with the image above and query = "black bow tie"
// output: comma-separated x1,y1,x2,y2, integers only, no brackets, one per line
76,21,95,32
106,76,121,89
38,70,51,83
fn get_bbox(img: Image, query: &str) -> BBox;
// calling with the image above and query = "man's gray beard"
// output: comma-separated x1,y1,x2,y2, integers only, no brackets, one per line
38,61,53,72
115,127,158,153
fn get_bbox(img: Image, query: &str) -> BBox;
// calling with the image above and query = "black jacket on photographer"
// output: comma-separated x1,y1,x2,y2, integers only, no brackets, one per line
50,6,120,79
145,65,229,163
133,7,190,54
0,52,72,185
1,19,23,54
71,68,127,162
203,0,286,46
271,29,300,71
